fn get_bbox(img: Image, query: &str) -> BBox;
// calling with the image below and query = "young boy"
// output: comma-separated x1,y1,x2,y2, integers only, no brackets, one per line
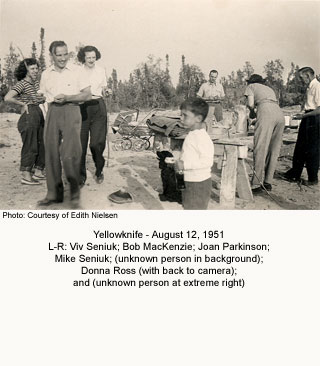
175,97,214,209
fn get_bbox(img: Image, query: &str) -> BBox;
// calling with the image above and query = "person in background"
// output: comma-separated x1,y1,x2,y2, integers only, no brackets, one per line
175,97,214,210
38,40,91,207
77,45,111,187
4,58,46,185
197,69,225,123
282,67,320,186
244,74,285,194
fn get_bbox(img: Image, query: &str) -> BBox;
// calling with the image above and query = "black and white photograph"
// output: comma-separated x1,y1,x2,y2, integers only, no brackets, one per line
0,0,319,210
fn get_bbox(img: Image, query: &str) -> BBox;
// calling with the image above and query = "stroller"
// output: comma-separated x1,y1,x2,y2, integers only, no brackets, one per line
112,109,156,151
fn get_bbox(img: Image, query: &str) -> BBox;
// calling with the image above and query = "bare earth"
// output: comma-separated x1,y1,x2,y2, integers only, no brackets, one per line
0,112,319,210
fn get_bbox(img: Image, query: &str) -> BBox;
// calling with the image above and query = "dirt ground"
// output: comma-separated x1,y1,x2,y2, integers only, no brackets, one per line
0,111,319,210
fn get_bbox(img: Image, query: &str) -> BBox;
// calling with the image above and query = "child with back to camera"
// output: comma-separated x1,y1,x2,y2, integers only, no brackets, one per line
175,97,214,209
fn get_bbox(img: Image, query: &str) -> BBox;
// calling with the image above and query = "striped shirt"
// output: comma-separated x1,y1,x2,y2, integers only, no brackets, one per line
11,79,41,105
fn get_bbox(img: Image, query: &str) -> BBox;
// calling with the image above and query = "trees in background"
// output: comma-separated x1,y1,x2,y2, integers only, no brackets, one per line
0,30,312,111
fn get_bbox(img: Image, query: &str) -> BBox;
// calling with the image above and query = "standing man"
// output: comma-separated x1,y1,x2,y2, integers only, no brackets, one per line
197,69,225,123
38,41,91,206
283,67,320,186
77,45,110,186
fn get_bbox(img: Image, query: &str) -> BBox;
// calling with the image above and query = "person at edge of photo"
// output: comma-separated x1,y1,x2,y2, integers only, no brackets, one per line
4,58,46,185
282,67,320,186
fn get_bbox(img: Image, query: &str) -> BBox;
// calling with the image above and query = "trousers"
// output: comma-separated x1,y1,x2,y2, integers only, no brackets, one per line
290,114,320,181
44,104,82,200
182,178,212,210
80,98,107,182
252,103,285,186
17,105,45,172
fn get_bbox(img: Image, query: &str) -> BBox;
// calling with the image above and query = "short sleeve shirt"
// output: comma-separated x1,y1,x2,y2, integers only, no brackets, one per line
305,78,320,110
244,83,277,106
82,65,107,98
40,64,90,103
11,79,40,105
197,81,225,99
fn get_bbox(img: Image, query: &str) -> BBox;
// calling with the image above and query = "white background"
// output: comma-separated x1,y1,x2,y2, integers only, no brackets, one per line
0,210,319,366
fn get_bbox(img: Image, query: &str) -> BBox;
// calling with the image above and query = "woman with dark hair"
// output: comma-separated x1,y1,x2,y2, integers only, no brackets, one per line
5,58,46,185
77,45,111,186
244,74,285,193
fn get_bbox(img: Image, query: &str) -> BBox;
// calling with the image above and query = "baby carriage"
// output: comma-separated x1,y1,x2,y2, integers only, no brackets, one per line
112,109,155,151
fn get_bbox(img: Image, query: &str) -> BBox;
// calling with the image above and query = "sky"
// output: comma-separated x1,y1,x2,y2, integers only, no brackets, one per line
0,0,319,85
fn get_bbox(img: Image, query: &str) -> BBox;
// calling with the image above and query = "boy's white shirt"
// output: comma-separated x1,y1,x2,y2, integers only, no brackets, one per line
180,128,214,182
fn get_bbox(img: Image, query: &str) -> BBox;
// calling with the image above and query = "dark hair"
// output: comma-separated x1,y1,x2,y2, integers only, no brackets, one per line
298,67,315,77
77,45,101,63
209,69,218,75
246,74,266,85
15,58,39,81
49,41,67,55
180,97,209,122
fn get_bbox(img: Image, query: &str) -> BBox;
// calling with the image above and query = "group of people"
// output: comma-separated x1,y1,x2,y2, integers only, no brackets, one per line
196,67,320,198
4,41,320,209
5,41,110,207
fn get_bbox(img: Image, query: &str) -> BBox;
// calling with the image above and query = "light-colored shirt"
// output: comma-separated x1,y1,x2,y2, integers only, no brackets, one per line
180,128,214,182
197,81,225,99
82,64,107,98
244,83,278,106
40,64,90,103
304,78,320,110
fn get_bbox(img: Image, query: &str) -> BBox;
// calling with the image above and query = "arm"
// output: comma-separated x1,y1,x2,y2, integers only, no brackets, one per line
293,106,320,119
180,136,214,171
4,89,28,114
197,84,204,98
53,86,92,104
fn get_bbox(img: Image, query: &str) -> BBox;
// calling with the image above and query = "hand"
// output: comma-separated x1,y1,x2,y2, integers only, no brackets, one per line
175,160,184,172
54,94,67,104
21,104,29,115
36,95,46,104
292,113,304,120
102,87,112,98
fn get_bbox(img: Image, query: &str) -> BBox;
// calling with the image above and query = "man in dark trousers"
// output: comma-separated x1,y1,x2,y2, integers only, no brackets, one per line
283,67,320,186
38,40,91,207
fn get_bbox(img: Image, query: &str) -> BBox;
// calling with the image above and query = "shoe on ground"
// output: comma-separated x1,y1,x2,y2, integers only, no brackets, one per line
95,173,104,184
301,179,318,187
21,177,41,185
79,180,86,189
262,182,272,191
32,172,46,180
108,189,133,204
252,186,264,194
37,197,63,206
280,171,301,183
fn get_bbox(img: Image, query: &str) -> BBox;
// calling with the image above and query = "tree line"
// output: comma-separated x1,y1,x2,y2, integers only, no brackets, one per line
0,28,311,113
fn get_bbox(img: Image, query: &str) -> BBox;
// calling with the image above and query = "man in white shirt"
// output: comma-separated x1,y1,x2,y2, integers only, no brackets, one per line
283,67,320,185
38,41,91,206
77,45,110,186
197,69,225,122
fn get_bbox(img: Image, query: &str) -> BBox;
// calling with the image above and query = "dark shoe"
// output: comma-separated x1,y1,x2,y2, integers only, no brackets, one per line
79,180,86,189
95,173,104,184
280,171,301,183
37,197,63,206
252,186,264,194
262,182,272,191
301,179,318,187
